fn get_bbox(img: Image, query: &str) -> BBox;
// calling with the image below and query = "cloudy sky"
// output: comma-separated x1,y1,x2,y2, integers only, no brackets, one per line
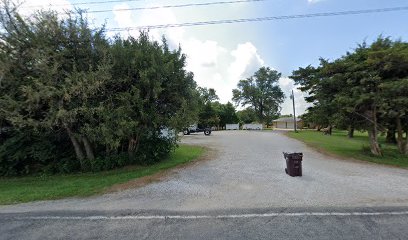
13,0,408,115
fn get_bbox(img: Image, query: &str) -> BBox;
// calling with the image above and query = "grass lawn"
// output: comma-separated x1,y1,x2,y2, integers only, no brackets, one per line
287,130,408,168
0,145,205,205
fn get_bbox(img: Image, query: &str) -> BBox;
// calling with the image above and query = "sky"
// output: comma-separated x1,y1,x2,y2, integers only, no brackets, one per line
12,0,408,116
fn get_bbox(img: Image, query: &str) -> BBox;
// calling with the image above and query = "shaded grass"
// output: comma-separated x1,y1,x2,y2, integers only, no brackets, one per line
0,145,205,205
287,130,408,168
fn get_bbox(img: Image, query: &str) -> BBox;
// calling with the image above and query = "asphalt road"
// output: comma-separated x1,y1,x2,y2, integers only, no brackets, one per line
2,207,408,240
1,131,408,239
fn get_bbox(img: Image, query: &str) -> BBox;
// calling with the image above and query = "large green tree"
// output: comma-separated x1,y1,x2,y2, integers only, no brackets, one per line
291,37,408,156
219,102,239,127
102,34,198,160
0,6,110,166
237,108,257,124
196,88,220,127
232,67,285,124
0,3,200,174
375,40,408,154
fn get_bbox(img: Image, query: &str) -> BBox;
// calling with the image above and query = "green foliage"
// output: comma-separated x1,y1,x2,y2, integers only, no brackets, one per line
199,102,220,127
0,130,76,176
0,4,199,175
195,88,239,128
237,108,258,124
288,130,408,168
132,134,177,165
291,37,408,156
198,87,219,104
232,67,285,124
218,102,239,126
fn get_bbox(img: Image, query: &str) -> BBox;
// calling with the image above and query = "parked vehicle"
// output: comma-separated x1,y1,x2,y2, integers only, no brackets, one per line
183,124,212,135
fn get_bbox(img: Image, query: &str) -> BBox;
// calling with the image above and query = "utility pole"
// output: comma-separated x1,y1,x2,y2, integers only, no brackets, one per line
291,90,297,132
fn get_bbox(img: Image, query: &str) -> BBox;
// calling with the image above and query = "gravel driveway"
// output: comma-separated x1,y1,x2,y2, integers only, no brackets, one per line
1,131,408,213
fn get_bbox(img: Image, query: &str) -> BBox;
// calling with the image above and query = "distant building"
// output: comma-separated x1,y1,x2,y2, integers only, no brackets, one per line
273,117,303,129
242,123,263,130
226,124,239,130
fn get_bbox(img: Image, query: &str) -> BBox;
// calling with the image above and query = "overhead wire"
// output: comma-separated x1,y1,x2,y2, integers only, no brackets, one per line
106,6,408,31
23,0,147,8
88,0,267,13
22,0,267,10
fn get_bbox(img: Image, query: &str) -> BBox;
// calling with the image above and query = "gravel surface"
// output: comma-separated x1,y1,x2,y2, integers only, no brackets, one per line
1,130,408,213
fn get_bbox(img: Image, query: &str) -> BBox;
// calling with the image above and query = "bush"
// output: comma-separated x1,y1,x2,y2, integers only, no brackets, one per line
0,129,178,176
87,153,129,172
0,130,76,176
132,134,177,165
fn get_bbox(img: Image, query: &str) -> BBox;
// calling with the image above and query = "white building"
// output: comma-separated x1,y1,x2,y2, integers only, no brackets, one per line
226,124,239,130
242,123,263,130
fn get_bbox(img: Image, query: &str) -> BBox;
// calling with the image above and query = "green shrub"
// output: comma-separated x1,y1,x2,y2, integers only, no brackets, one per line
133,134,177,165
0,130,76,176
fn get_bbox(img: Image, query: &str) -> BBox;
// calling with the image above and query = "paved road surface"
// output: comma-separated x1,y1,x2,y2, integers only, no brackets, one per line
2,207,408,240
1,131,408,239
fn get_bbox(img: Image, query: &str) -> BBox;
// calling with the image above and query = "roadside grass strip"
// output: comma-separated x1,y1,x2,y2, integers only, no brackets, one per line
0,145,205,205
287,130,408,168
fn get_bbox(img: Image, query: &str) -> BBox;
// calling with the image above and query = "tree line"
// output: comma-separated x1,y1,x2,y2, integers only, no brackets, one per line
197,66,286,129
291,37,408,156
0,5,202,175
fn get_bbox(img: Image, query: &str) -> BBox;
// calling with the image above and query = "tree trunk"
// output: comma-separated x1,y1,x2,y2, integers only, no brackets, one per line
347,125,354,138
396,116,408,155
405,130,408,155
66,126,85,161
366,109,382,156
128,138,136,160
328,125,332,135
386,128,397,144
128,134,140,160
82,136,95,160
367,128,382,156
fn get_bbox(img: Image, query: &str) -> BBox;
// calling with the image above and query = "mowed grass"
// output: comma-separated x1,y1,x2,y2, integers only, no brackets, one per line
0,145,205,205
287,130,408,168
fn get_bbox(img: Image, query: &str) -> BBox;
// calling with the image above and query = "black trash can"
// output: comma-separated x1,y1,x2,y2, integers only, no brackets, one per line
283,152,303,177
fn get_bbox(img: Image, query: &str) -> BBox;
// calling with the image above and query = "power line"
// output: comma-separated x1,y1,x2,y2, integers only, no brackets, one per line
89,0,267,14
23,0,266,10
106,6,408,31
23,0,146,8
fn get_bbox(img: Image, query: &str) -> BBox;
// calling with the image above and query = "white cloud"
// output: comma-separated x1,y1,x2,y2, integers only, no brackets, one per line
11,0,73,17
184,42,265,105
133,7,185,49
113,4,134,28
111,6,242,103
279,77,310,116
110,4,309,115
184,39,226,69
228,42,264,82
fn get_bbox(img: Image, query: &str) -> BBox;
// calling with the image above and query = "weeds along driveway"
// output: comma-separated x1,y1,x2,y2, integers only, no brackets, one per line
1,131,408,213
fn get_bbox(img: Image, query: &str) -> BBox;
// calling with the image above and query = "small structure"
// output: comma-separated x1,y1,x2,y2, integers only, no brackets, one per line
273,117,303,129
226,124,239,130
242,123,263,130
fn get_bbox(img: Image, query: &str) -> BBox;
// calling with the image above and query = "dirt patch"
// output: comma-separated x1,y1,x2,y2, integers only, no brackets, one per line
104,146,217,193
